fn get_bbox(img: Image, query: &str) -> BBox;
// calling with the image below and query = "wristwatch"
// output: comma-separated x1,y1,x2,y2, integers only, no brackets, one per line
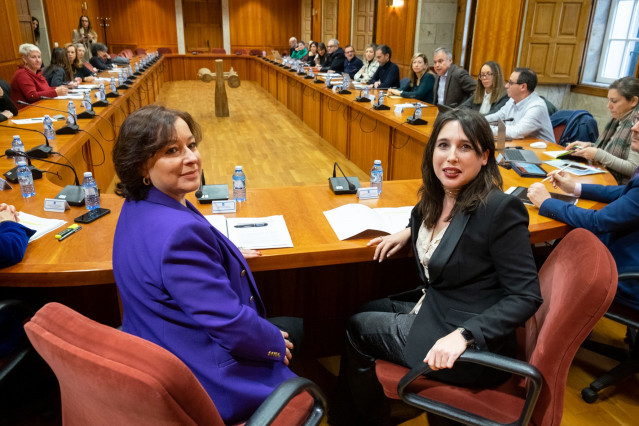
457,327,475,347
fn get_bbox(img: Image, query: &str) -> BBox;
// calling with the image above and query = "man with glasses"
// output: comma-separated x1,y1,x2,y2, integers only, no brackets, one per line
485,67,555,142
432,47,476,107
320,39,346,73
342,45,363,79
369,44,400,89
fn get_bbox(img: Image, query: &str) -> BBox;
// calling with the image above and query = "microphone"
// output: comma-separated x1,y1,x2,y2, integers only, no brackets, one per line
4,148,84,205
20,98,95,120
406,104,428,126
0,123,52,158
23,99,80,134
329,162,360,194
355,89,371,103
194,171,229,204
3,149,44,183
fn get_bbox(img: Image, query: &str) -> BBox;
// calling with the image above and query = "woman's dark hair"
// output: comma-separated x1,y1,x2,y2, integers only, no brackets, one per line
113,105,203,201
610,76,639,102
77,15,93,31
91,42,108,57
44,47,73,82
31,17,40,42
418,109,502,228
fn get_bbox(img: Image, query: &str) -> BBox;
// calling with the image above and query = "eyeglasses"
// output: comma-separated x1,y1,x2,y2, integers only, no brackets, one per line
506,80,521,86
479,73,493,79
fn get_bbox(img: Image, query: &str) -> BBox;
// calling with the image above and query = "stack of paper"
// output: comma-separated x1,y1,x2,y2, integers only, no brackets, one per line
204,215,294,249
323,204,413,240
18,212,66,242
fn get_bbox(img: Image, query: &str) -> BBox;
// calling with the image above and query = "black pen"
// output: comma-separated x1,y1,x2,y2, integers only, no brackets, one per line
234,223,268,228
58,225,82,241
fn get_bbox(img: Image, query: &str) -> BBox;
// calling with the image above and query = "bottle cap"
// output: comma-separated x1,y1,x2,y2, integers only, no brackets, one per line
374,160,381,165
13,135,19,139
83,171,93,178
16,160,27,166
44,115,50,119
235,165,243,171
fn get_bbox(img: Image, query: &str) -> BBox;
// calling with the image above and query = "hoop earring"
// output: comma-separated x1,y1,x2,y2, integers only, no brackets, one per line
142,177,151,186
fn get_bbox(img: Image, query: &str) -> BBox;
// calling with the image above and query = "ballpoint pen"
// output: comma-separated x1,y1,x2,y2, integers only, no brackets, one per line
234,223,268,228
542,165,570,182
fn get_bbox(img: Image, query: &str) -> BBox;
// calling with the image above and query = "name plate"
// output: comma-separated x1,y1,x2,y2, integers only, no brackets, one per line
394,105,404,115
212,200,236,213
0,178,12,190
44,198,70,212
357,187,379,199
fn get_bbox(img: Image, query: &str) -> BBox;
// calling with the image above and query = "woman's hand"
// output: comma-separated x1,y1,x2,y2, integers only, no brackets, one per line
281,330,294,365
84,76,95,82
388,88,401,96
1,110,13,120
527,183,552,208
572,147,597,161
423,329,467,370
373,81,380,89
0,203,19,222
55,86,69,96
565,141,592,151
239,248,262,259
367,227,411,262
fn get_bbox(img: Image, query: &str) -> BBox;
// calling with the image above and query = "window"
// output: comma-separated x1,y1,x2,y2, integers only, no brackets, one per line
598,0,639,82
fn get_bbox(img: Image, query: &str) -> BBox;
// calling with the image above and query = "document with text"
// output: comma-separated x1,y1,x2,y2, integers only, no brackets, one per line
323,204,413,240
204,215,294,249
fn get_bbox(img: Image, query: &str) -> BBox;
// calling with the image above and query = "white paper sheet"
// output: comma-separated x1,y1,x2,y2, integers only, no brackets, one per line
323,204,412,240
226,215,293,249
17,212,66,242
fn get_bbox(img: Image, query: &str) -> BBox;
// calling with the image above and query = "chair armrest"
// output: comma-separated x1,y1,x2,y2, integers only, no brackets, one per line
246,377,326,426
397,349,542,426
619,272,639,282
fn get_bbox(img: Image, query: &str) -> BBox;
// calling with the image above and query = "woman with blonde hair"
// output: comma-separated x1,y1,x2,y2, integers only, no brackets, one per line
64,43,94,82
461,61,508,115
388,52,435,103
353,43,379,84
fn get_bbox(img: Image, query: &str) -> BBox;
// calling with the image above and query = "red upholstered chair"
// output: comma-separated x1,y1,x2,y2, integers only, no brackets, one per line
135,48,147,56
24,302,326,426
375,228,617,425
211,48,227,54
249,49,263,56
119,49,133,59
83,62,96,73
553,123,566,146
234,49,247,55
157,47,172,55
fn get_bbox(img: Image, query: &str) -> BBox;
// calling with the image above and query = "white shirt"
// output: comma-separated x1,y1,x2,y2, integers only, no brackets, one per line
479,92,492,115
437,71,448,105
485,92,556,142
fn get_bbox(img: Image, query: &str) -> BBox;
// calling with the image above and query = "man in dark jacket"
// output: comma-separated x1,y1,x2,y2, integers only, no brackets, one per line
432,46,476,107
320,39,345,73
369,45,400,89
343,45,363,79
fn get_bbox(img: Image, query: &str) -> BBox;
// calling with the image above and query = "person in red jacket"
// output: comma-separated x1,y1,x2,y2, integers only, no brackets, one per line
10,43,68,108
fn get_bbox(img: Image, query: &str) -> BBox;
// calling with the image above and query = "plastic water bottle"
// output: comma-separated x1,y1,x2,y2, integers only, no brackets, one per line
378,91,385,106
16,160,35,198
371,160,383,195
82,171,100,210
326,75,331,88
82,92,93,112
233,166,246,202
11,135,25,165
67,101,77,121
414,105,422,120
363,86,369,98
43,115,55,141
110,76,117,92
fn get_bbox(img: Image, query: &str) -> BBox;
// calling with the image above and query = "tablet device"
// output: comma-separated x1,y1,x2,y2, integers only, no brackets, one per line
511,161,547,178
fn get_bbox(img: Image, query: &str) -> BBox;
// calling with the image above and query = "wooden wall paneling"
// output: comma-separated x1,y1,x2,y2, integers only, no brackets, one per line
287,79,304,119
168,56,185,81
375,0,418,78
268,67,278,98
229,0,301,54
320,92,348,153
322,0,338,43
43,0,101,50
0,0,23,82
352,0,375,53
389,130,425,180
183,0,223,51
277,72,288,106
312,0,323,43
302,84,322,134
302,0,313,43
519,0,591,83
16,0,34,46
348,113,390,174
98,0,178,53
337,0,352,46
470,0,525,77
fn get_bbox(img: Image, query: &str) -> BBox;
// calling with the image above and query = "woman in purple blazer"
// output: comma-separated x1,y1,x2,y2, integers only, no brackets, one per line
112,105,299,424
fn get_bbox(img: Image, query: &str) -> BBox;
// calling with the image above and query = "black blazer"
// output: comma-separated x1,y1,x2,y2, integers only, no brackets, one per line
432,64,476,107
0,79,18,122
403,190,542,386
320,47,345,73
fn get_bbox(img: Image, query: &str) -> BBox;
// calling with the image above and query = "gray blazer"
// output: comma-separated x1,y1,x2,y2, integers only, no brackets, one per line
433,64,477,107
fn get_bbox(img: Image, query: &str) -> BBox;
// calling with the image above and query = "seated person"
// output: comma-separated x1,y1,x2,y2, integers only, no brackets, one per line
333,109,542,425
112,105,301,424
388,52,435,103
0,78,18,122
314,42,327,68
369,44,400,89
288,36,297,56
11,44,68,108
43,47,76,88
563,77,639,184
320,39,345,73
528,110,639,310
307,41,318,64
461,60,509,115
89,43,113,71
343,45,363,79
65,43,94,82
0,204,36,268
291,41,308,62
484,67,555,142
432,47,476,107
353,44,379,84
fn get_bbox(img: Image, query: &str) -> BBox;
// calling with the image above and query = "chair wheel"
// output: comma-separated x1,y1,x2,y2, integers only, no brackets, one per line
581,387,599,403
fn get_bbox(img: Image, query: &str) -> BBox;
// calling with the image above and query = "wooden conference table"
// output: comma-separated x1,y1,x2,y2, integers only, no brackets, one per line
0,54,616,289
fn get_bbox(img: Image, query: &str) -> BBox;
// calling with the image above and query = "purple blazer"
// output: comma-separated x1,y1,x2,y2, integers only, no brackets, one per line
113,188,295,423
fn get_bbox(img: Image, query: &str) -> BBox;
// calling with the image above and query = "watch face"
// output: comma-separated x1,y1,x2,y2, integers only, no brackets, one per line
460,328,473,342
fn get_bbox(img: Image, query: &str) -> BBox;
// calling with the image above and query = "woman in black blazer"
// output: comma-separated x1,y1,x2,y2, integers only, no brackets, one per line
332,109,542,425
461,61,509,114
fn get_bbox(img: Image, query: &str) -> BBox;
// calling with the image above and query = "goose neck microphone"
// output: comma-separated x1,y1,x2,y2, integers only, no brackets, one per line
0,123,51,158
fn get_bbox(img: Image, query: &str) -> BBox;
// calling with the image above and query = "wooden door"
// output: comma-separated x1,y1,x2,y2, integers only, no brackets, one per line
183,0,223,51
519,0,591,83
353,0,374,52
302,0,312,43
15,0,33,45
322,0,338,42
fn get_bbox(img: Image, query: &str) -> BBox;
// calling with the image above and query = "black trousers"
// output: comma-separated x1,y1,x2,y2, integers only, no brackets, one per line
268,316,304,361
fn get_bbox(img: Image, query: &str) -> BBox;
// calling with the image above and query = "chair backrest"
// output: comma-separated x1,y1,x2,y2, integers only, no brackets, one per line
524,229,617,425
135,48,147,56
83,62,95,73
24,303,224,426
552,123,566,145
157,47,172,54
211,48,226,54
249,49,263,56
234,49,247,55
119,49,133,59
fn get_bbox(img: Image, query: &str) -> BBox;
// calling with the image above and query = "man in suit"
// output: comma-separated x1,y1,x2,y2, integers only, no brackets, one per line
432,46,476,107
342,45,363,79
321,38,345,73
288,36,297,56
369,44,400,89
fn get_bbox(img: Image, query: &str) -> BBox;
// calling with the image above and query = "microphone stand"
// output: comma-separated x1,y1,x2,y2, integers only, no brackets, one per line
21,100,80,134
0,123,52,158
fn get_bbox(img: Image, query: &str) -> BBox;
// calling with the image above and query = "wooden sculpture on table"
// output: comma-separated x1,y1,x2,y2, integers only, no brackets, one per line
197,59,241,117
